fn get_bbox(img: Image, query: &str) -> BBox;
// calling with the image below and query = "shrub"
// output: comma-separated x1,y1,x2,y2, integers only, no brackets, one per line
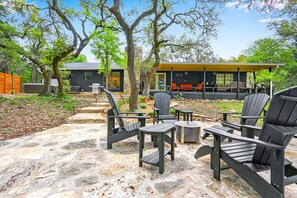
139,103,147,108
169,109,176,114
137,95,147,103
174,93,183,100
118,98,129,108
147,111,154,115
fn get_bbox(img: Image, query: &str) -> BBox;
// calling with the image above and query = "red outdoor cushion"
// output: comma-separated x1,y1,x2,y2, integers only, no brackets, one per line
180,83,192,91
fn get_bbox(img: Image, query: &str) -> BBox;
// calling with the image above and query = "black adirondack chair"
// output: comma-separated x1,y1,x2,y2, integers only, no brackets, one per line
202,93,269,140
153,92,177,124
195,86,297,198
104,89,149,149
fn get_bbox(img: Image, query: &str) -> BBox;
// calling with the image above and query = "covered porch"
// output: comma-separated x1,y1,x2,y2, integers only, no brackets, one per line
150,62,282,100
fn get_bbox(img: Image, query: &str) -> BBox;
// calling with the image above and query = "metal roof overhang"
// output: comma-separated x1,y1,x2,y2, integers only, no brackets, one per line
158,62,283,72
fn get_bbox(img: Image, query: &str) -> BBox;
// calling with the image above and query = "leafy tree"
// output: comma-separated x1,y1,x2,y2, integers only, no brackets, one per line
140,0,221,97
0,0,99,96
68,55,88,63
244,38,296,90
96,0,158,111
91,27,126,89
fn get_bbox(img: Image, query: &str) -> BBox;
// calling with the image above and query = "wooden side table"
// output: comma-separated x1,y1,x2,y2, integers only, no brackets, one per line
139,123,175,174
177,109,193,121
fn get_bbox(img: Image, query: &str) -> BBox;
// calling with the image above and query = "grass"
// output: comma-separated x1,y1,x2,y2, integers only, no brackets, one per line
214,101,243,113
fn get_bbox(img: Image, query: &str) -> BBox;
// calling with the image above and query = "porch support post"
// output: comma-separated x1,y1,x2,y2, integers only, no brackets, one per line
253,71,256,93
203,67,206,100
237,67,240,100
170,67,173,97
269,67,273,100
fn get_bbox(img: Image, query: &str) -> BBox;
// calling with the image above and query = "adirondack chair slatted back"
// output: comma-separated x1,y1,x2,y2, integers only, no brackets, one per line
252,86,297,165
104,89,125,128
241,93,270,126
154,93,171,115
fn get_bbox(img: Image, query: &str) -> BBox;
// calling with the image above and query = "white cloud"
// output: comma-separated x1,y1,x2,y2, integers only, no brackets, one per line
238,4,250,12
225,1,240,8
226,0,287,13
258,18,283,23
257,0,287,10
225,2,250,12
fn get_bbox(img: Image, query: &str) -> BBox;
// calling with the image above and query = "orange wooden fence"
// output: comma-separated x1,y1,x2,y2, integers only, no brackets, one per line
0,72,21,94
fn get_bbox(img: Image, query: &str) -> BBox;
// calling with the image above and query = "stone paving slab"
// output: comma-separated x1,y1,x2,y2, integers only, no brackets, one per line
0,123,297,197
76,106,105,114
91,102,110,107
67,113,106,124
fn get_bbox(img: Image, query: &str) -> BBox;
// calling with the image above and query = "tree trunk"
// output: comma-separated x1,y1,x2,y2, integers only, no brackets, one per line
126,31,138,111
105,74,109,90
52,62,63,96
39,69,52,96
142,71,155,98
30,65,38,83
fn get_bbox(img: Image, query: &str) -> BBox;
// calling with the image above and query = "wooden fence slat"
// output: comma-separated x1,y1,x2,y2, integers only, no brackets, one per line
0,72,22,94
0,73,5,94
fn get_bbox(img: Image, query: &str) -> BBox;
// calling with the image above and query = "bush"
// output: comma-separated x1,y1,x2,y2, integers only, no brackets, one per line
174,93,183,100
169,109,176,114
139,103,147,108
147,111,154,115
137,95,147,103
118,98,129,108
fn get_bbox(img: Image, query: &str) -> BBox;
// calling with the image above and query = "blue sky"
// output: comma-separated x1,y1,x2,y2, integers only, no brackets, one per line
211,3,275,60
82,1,277,62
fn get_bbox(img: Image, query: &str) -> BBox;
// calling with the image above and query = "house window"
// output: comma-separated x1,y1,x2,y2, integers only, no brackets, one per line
216,73,233,86
107,71,120,90
150,73,166,91
175,72,183,77
84,72,93,81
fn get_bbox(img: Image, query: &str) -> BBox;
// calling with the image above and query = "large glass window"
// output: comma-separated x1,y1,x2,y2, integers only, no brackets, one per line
150,73,166,91
108,72,120,90
216,73,233,86
84,72,93,81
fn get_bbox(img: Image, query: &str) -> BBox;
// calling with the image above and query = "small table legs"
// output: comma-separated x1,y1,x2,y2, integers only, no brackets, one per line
139,127,175,174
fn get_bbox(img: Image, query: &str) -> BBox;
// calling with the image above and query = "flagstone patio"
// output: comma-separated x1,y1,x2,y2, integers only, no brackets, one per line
1,122,297,197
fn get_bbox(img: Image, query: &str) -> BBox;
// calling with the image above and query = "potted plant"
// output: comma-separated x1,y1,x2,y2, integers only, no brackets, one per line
142,96,147,103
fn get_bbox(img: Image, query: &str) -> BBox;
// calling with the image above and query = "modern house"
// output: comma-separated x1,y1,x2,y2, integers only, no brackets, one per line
151,62,282,100
64,62,124,92
65,62,282,100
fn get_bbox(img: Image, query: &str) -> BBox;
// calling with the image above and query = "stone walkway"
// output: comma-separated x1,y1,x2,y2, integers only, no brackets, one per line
1,102,297,197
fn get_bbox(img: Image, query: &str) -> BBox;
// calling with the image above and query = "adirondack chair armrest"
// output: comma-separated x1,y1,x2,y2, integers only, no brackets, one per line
240,116,266,125
153,107,160,112
220,111,241,115
241,125,262,131
109,115,150,119
240,116,266,119
205,127,283,150
123,112,145,115
220,111,241,121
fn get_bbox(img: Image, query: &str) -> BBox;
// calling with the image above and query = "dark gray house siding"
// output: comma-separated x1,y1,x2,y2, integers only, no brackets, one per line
65,63,124,92
69,70,104,92
159,71,247,87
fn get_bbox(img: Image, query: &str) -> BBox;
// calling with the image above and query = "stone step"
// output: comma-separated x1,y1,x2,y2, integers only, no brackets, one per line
76,106,105,113
67,113,106,124
91,102,110,107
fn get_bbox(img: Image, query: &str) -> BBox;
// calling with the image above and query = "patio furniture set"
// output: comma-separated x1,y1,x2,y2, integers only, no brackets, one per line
169,83,206,92
103,86,297,198
168,82,248,92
